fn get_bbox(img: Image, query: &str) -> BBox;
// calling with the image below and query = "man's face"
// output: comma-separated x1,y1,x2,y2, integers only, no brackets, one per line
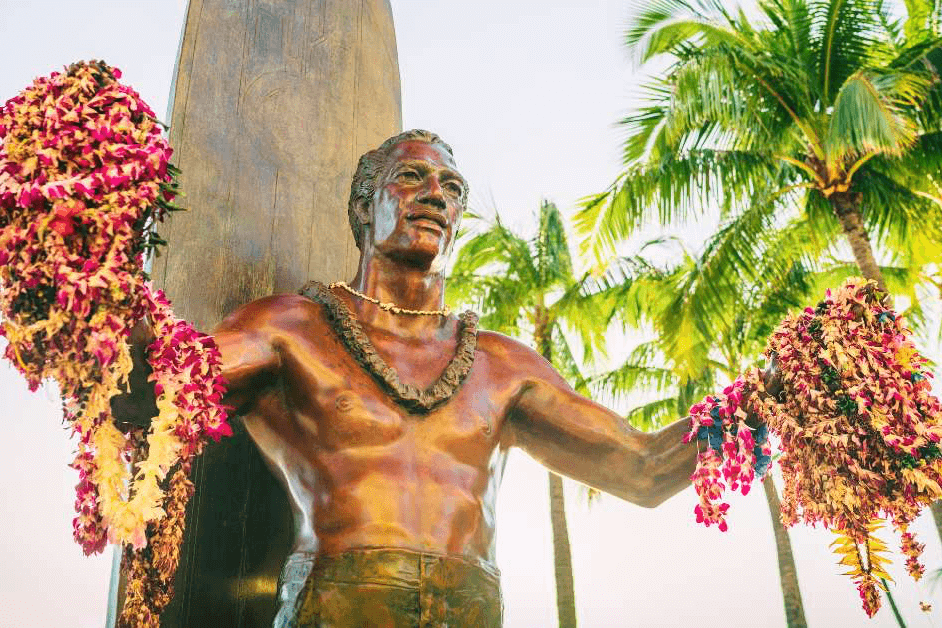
363,140,466,272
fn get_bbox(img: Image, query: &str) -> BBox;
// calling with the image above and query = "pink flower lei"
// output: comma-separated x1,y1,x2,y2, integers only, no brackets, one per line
686,278,942,616
683,374,773,532
0,61,230,625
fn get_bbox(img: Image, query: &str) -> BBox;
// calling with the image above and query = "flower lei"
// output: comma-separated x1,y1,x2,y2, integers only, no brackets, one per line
683,378,773,531
686,278,942,616
0,61,230,627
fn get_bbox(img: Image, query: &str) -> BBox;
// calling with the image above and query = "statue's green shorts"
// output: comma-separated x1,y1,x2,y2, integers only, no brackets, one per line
275,548,503,628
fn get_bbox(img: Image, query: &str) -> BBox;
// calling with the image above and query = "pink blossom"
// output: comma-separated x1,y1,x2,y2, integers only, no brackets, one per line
0,62,226,569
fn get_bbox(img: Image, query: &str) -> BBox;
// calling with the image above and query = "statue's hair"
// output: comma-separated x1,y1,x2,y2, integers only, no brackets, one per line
347,129,469,249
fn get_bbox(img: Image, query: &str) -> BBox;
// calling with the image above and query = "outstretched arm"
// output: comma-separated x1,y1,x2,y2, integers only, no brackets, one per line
210,295,292,413
508,358,697,508
111,294,307,424
507,344,779,508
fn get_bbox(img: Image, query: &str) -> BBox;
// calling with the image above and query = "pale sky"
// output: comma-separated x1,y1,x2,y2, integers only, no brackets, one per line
1,1,941,627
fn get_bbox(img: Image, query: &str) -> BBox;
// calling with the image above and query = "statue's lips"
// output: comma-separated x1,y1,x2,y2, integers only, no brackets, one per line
406,210,448,231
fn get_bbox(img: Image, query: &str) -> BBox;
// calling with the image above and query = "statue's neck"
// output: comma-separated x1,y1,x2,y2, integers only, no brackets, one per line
345,254,450,337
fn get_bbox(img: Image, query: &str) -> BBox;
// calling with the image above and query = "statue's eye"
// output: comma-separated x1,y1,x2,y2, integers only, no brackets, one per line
443,181,463,198
397,170,420,182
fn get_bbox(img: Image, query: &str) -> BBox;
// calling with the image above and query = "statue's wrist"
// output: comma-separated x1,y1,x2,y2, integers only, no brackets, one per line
694,413,771,476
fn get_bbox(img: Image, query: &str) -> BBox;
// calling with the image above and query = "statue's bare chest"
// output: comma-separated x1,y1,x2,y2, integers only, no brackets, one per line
277,318,507,459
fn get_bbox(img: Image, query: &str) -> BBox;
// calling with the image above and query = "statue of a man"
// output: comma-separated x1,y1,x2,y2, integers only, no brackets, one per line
118,129,747,627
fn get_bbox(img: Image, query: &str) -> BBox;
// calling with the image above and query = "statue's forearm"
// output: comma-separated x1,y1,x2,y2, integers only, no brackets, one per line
511,378,699,508
633,416,698,507
551,411,698,508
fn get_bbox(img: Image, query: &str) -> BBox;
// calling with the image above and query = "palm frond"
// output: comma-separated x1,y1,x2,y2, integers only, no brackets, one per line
590,361,678,401
536,201,574,288
651,188,800,376
626,0,744,62
815,0,883,105
549,322,591,394
886,131,942,192
576,149,782,260
626,395,687,430
657,50,789,154
856,166,942,263
902,0,942,40
621,100,671,164
827,71,929,159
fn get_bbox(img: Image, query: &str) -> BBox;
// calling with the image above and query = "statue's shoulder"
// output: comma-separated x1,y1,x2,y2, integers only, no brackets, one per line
474,330,552,373
218,289,327,333
475,329,523,352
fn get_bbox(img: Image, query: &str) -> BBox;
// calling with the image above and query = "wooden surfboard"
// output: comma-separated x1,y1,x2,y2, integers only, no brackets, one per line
110,1,402,625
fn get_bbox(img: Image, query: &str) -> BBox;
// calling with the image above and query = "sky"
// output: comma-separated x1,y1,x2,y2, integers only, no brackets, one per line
1,1,941,627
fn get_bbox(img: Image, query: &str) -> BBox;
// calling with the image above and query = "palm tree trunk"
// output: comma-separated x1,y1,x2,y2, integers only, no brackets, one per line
830,191,887,293
549,471,578,628
764,476,808,628
535,311,578,628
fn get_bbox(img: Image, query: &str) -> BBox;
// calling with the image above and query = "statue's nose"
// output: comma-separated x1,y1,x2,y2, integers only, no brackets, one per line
417,177,446,209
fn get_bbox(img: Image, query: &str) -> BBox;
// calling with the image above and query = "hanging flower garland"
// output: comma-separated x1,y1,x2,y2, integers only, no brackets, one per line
683,375,773,532
0,61,230,627
685,278,942,616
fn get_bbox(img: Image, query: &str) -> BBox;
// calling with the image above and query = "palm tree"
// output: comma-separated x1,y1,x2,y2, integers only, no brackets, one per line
578,0,942,554
589,238,828,626
593,235,928,625
448,201,623,628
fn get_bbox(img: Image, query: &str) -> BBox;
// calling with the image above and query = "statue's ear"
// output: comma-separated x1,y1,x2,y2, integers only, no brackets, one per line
353,197,372,227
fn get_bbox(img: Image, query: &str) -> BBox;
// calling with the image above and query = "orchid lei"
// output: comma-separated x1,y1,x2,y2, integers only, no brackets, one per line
0,61,230,627
686,278,942,616
683,376,774,532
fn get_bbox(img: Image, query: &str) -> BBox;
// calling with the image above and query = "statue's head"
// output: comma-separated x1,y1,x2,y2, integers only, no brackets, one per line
348,130,469,270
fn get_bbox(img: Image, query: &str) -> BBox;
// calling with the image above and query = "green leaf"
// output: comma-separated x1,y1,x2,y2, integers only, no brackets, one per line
827,71,927,159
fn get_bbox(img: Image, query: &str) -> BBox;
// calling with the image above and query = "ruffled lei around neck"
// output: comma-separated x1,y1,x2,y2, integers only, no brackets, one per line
299,281,478,414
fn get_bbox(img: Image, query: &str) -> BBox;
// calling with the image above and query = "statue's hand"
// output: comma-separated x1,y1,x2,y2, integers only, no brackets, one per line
743,353,783,431
111,320,158,431
762,352,784,402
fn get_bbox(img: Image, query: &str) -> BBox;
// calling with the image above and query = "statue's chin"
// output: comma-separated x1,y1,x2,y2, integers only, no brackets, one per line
403,249,449,273
374,236,450,273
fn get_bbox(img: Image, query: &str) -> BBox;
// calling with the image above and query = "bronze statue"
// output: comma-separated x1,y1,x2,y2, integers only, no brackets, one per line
116,129,768,627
